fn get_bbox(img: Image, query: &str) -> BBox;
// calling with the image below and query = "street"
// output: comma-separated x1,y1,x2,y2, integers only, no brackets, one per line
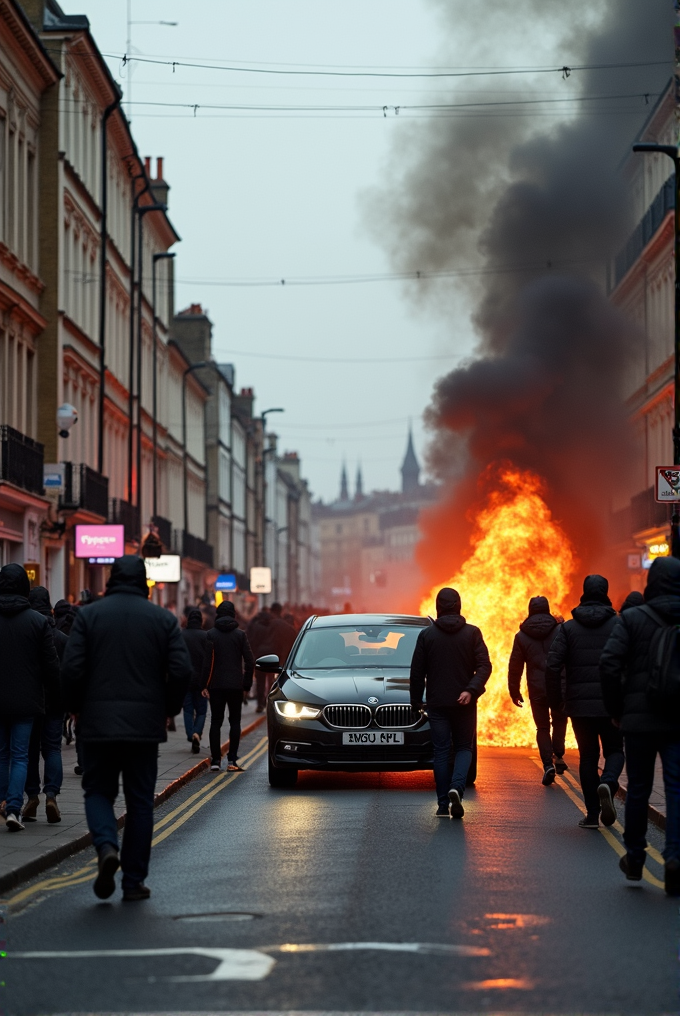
5,729,676,1016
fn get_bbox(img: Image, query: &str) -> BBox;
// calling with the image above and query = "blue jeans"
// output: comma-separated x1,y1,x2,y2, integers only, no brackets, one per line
623,732,680,864
0,718,35,815
82,742,158,890
183,689,208,740
25,713,63,797
428,705,476,805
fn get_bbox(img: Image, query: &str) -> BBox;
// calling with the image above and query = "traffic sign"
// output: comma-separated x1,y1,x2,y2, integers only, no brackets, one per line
655,466,680,502
250,567,272,594
215,573,237,591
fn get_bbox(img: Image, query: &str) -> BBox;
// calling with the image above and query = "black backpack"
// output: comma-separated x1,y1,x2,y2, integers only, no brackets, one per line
639,605,680,710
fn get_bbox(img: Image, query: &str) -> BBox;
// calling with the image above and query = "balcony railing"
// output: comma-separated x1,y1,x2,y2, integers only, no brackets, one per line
614,176,675,288
0,426,44,495
60,463,109,518
152,515,173,550
182,530,214,566
110,498,141,542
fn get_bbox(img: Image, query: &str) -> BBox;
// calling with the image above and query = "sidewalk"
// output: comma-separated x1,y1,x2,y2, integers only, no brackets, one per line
0,700,266,894
564,748,667,830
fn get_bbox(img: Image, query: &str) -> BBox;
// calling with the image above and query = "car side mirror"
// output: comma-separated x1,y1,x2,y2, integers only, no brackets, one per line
255,654,282,673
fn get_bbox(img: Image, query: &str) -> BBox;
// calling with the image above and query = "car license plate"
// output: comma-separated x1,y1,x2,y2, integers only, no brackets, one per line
342,731,405,745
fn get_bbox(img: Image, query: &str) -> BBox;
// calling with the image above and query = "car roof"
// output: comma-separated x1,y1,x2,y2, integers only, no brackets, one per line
309,613,430,628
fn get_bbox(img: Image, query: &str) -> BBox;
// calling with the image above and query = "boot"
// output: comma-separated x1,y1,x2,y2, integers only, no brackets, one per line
45,796,61,824
22,796,39,821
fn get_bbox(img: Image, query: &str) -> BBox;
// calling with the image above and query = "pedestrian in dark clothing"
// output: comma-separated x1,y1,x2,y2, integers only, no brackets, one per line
620,591,644,613
508,596,568,786
204,600,255,771
251,603,296,711
546,574,623,829
0,565,59,831
410,587,492,818
54,599,77,634
600,557,680,894
22,587,68,824
181,609,208,754
61,556,191,901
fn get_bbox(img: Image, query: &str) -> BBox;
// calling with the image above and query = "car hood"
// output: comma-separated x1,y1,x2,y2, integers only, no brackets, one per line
283,669,411,705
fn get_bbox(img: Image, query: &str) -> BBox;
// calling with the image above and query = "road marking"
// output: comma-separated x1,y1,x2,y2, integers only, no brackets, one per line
8,946,275,981
530,756,664,889
463,977,535,990
273,942,491,956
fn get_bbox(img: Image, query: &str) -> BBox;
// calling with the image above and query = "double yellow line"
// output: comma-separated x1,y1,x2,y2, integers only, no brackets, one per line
5,736,269,909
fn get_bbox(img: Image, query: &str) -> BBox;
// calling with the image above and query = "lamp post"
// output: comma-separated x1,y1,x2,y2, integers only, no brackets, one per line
633,143,680,556
127,174,148,502
151,251,175,522
260,408,284,571
182,361,209,544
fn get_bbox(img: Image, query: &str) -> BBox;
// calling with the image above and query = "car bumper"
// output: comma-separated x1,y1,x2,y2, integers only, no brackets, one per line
268,716,433,772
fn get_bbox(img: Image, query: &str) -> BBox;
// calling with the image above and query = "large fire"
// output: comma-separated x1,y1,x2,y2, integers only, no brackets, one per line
419,466,577,747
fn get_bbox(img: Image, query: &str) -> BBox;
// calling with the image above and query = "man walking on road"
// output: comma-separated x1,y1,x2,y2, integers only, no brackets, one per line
181,609,209,754
546,574,623,829
410,587,491,818
600,557,680,895
508,596,567,786
0,565,60,831
204,600,255,771
61,556,191,901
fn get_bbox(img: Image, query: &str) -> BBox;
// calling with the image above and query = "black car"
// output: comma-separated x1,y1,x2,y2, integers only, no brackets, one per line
259,612,477,788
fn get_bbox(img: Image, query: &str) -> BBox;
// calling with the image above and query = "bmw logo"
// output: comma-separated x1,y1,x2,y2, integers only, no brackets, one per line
368,696,379,705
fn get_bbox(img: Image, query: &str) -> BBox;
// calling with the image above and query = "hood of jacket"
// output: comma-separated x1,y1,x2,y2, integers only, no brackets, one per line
528,595,550,616
433,613,466,634
186,609,204,629
580,574,612,607
571,603,616,628
644,557,680,622
216,600,236,619
620,591,644,612
105,555,149,598
28,586,53,617
0,563,31,616
520,612,557,640
215,616,239,633
435,587,461,617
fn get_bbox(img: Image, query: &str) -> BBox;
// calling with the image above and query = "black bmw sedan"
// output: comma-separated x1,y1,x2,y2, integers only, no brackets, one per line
261,612,434,787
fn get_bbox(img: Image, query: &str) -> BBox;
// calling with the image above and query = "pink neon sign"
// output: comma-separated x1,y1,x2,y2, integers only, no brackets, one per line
74,525,125,559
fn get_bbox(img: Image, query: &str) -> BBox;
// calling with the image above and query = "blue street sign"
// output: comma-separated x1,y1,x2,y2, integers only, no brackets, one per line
215,573,237,591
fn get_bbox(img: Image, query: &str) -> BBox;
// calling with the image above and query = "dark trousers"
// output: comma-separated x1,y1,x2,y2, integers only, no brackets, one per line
623,732,680,864
256,672,275,710
571,716,624,818
209,690,243,764
428,705,476,804
82,741,158,890
530,699,568,766
25,713,63,797
182,689,208,740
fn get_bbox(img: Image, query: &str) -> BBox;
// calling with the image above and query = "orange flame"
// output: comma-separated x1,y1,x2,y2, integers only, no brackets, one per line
419,466,577,747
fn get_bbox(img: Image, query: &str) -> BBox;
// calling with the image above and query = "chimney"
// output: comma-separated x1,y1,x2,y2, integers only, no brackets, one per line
144,156,151,177
151,156,169,208
234,387,255,421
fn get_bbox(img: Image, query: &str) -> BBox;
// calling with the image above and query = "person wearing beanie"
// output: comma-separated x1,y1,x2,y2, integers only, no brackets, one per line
508,596,567,786
410,587,492,818
61,556,191,901
546,574,623,829
22,587,69,824
204,600,255,771
181,609,208,753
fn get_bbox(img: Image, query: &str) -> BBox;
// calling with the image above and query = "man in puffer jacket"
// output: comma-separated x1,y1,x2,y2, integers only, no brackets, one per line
600,557,680,894
181,609,208,754
410,587,491,819
508,596,567,786
546,574,623,829
204,600,255,771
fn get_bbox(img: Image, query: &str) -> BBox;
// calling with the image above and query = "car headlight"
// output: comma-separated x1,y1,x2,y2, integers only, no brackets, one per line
274,701,321,720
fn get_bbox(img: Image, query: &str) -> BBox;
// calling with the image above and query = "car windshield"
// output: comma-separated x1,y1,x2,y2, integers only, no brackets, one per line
291,624,424,670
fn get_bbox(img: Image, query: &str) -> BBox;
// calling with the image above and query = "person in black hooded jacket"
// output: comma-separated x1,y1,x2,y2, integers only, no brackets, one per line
600,557,680,894
204,600,255,771
508,596,567,785
181,609,209,754
61,555,192,901
620,591,644,613
0,564,59,831
546,574,623,829
410,587,491,818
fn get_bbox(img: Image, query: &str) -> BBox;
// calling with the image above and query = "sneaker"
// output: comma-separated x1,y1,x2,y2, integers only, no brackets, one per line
578,815,600,829
22,796,39,822
226,762,244,772
191,733,201,755
210,760,221,772
665,858,680,897
554,757,568,775
123,882,151,902
6,813,24,831
619,852,644,881
74,765,83,776
597,783,617,827
435,803,449,817
93,845,120,899
542,764,556,786
45,796,61,824
448,789,465,819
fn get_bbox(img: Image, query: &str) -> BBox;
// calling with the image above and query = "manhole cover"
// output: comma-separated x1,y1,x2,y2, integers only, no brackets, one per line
173,911,262,923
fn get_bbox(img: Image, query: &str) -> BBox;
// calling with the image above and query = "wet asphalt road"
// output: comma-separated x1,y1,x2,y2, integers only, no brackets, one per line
3,733,679,1016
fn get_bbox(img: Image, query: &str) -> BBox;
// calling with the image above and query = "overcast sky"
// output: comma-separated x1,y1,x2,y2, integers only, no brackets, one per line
63,0,608,503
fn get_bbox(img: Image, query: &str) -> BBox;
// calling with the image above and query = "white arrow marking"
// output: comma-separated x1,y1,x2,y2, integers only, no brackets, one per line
8,947,275,981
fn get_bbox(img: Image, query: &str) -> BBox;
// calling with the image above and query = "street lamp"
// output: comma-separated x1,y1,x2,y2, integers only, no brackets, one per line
151,251,175,522
632,143,680,556
182,361,209,543
260,408,284,570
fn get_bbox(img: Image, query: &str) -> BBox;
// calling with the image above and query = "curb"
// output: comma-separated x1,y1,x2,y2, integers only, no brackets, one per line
0,714,267,896
615,786,666,832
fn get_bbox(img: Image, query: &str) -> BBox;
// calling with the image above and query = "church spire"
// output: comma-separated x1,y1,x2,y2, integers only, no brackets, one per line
400,426,420,493
339,462,349,502
355,463,364,501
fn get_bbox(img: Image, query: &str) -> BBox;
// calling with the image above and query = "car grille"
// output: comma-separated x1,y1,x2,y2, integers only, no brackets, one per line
375,704,418,728
323,704,371,728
